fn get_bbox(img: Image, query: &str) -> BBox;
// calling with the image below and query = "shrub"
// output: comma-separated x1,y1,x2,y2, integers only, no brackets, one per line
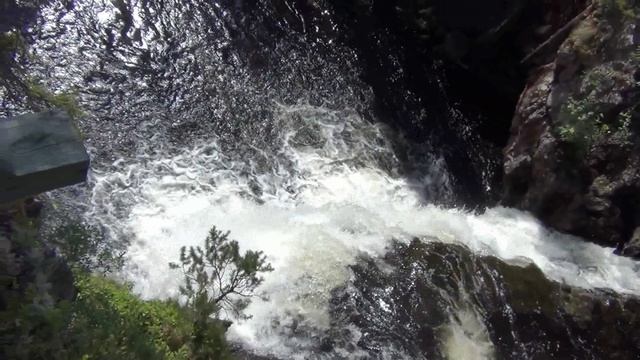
49,222,125,274
557,95,633,154
599,0,636,19
171,227,273,319
557,98,609,152
3,220,266,359
68,274,193,360
2,274,196,360
171,226,273,359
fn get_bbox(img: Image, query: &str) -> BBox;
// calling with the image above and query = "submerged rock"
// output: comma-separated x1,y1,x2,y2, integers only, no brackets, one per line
621,227,640,258
504,1,640,252
328,239,640,359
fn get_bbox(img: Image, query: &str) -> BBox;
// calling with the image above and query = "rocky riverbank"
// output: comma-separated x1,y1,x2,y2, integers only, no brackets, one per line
503,1,640,256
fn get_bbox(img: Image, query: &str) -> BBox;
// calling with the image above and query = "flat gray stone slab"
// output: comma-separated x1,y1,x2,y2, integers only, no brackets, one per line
0,110,90,203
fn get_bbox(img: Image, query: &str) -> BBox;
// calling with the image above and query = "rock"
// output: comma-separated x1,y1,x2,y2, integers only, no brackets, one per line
621,227,640,258
329,239,640,359
45,253,76,302
503,1,640,250
503,64,555,204
319,337,334,352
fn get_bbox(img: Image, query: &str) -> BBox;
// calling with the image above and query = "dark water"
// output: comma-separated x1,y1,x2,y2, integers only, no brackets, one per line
3,0,640,359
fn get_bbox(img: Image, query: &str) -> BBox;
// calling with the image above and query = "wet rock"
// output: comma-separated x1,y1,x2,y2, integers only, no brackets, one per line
503,64,555,203
319,337,334,352
326,0,541,206
621,227,640,258
329,239,640,359
503,2,640,251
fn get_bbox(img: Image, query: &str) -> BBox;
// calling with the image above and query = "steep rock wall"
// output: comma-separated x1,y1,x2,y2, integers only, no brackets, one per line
504,1,640,255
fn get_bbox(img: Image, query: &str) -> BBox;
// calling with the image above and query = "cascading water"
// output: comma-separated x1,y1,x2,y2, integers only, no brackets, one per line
91,102,640,359
17,0,640,359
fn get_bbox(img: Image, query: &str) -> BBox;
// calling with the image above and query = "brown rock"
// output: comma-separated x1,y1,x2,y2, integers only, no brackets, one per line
503,2,640,252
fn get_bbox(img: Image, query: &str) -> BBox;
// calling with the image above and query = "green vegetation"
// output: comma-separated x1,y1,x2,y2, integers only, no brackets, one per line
556,41,638,155
49,223,124,273
3,274,193,360
71,274,193,359
557,97,633,153
567,17,599,58
0,30,27,105
1,42,84,119
1,220,272,359
558,98,608,149
1,1,84,118
170,227,273,360
599,0,637,19
26,81,84,119
171,227,274,319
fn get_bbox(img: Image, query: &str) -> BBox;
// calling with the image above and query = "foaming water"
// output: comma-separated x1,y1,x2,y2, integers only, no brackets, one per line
443,307,495,360
89,104,640,358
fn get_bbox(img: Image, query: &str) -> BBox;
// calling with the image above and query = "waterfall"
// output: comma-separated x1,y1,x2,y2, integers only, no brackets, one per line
25,0,640,358
88,103,639,359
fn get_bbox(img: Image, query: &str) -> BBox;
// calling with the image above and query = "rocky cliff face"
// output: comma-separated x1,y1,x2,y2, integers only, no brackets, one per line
504,1,640,255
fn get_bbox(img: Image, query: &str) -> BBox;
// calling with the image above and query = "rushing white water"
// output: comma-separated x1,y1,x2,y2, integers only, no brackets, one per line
88,103,640,359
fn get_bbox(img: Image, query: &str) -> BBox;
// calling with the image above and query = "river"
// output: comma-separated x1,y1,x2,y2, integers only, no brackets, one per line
15,0,640,358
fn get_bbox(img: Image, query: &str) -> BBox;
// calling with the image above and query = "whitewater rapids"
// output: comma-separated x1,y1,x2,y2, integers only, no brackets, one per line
86,103,640,359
